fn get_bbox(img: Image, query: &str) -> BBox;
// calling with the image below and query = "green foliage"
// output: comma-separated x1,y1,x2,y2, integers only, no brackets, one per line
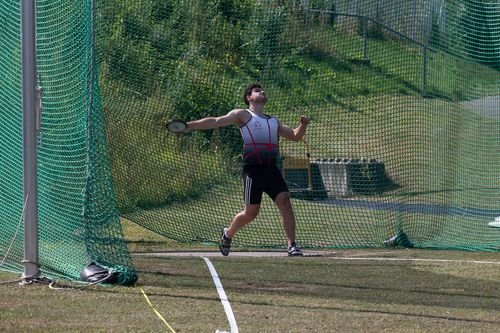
217,0,252,25
95,0,499,213
151,0,174,21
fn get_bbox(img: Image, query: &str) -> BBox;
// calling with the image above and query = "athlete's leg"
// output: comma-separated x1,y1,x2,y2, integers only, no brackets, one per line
273,191,296,246
226,204,260,238
226,166,264,238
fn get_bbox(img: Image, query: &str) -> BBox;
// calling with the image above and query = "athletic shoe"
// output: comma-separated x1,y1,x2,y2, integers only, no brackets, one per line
219,227,232,256
287,242,303,256
383,235,398,247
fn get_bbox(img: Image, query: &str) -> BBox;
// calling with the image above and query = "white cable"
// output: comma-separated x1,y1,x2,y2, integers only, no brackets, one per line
0,194,29,268
47,274,112,290
203,257,239,333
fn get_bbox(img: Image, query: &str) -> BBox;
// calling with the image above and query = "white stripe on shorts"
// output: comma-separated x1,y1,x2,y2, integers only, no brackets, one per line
244,176,252,205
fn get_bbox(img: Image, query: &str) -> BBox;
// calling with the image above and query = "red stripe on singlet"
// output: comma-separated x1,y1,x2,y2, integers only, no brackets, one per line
266,118,272,165
240,116,279,166
244,124,263,165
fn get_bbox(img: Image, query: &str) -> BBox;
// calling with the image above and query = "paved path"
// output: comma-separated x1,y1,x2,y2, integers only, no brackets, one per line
134,251,328,257
317,198,500,218
460,95,500,118
318,96,500,219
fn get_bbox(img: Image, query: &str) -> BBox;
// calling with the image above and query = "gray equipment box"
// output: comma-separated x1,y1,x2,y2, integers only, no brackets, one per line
314,158,395,197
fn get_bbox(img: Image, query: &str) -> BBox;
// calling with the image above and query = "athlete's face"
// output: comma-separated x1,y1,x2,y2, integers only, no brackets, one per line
248,87,267,104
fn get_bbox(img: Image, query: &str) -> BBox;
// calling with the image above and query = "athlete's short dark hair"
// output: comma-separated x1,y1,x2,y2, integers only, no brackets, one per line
244,83,262,106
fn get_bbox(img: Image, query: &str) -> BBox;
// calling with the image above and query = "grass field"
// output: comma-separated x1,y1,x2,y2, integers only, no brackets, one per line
1,222,499,332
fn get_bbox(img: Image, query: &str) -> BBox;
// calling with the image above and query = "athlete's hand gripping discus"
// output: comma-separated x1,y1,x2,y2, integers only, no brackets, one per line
166,119,188,134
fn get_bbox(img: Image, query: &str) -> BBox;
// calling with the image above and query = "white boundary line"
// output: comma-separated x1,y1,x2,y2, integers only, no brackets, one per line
135,252,500,265
334,257,500,265
203,257,239,333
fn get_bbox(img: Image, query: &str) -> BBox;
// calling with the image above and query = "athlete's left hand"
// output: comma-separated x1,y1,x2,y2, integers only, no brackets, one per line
300,116,311,126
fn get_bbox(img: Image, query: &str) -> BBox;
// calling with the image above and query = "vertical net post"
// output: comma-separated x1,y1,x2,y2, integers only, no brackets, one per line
422,46,428,95
363,16,368,61
21,0,40,282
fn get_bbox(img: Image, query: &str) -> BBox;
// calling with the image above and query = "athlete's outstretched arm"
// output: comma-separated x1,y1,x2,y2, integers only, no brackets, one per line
187,109,247,130
278,116,310,141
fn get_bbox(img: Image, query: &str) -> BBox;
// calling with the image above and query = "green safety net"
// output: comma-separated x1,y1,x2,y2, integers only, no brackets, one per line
95,0,499,251
0,1,137,284
0,1,499,283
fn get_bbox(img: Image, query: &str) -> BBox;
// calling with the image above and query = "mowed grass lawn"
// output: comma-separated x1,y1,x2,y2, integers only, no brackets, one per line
1,222,499,333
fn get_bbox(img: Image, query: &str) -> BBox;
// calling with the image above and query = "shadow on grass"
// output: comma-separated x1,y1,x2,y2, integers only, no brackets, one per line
81,284,499,325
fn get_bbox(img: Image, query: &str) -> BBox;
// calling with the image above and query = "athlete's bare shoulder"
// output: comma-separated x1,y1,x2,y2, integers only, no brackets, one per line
227,108,251,125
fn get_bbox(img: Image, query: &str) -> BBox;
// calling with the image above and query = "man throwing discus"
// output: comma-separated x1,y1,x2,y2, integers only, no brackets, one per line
179,83,310,256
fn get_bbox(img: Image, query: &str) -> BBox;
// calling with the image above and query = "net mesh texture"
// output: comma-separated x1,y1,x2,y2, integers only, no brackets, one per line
1,0,499,282
0,0,137,284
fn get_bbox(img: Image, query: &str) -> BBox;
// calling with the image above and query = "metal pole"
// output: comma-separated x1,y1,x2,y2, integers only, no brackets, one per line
422,46,428,96
363,16,368,60
21,0,40,282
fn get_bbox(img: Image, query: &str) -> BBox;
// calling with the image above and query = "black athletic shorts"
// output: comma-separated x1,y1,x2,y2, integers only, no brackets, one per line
242,165,289,205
